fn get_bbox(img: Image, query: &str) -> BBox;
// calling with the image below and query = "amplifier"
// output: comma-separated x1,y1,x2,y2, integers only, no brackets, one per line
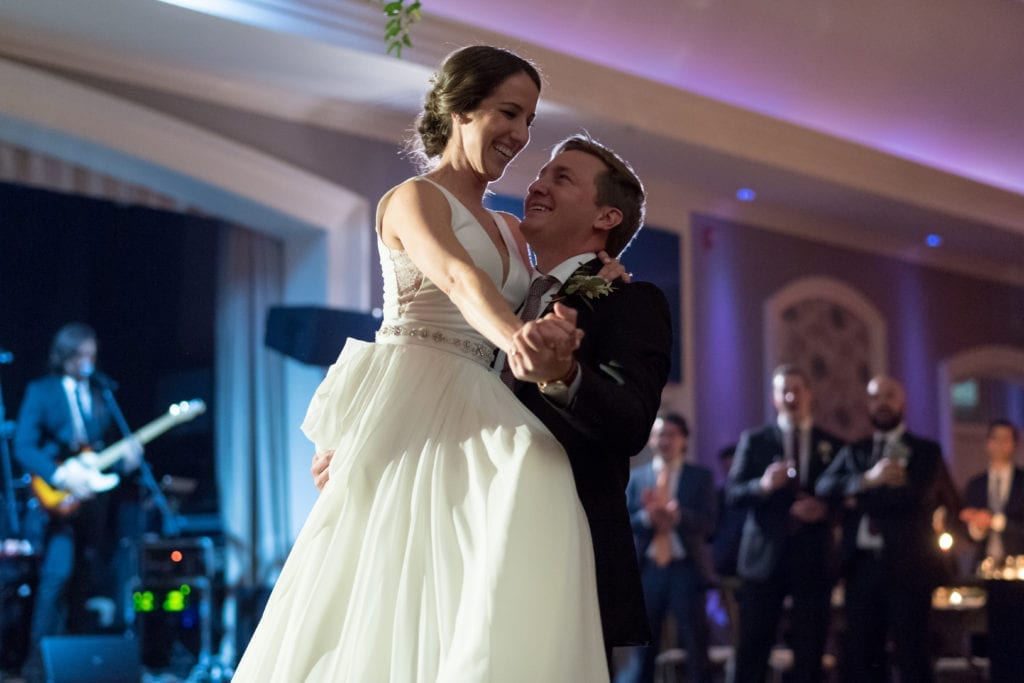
141,536,214,580
131,576,212,673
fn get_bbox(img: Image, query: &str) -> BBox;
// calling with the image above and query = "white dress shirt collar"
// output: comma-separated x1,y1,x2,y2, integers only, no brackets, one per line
873,422,906,444
777,414,813,433
539,253,599,286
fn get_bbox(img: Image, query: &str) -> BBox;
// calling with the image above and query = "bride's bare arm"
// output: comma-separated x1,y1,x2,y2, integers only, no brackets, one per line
382,180,525,353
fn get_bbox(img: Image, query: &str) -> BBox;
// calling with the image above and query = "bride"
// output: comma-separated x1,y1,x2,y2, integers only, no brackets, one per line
232,45,613,682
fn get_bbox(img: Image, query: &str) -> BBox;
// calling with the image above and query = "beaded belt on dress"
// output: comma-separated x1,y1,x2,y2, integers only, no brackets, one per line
376,323,496,367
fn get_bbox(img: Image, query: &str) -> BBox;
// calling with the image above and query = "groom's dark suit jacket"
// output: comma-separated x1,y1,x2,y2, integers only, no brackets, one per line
516,258,673,647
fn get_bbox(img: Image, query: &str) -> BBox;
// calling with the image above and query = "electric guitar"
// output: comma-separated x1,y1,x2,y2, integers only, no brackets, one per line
31,399,206,518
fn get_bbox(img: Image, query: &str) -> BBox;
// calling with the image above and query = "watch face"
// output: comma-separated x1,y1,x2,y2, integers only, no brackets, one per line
539,380,569,399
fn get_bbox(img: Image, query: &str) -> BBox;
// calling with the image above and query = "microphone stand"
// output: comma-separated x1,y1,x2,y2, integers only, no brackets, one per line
0,361,21,538
99,381,187,640
98,383,181,537
100,384,224,681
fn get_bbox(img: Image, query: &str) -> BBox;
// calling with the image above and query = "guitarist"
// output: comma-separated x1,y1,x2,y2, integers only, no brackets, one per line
13,322,141,660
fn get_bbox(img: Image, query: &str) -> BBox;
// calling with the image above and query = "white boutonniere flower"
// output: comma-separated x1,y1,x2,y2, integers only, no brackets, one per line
555,274,615,309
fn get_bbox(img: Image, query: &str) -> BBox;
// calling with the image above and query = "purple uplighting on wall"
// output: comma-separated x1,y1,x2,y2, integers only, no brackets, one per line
422,0,1024,195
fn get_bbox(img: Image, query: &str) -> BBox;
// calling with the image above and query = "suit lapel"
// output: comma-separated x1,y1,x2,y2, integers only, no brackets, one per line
673,463,688,500
1007,469,1024,510
807,428,833,483
770,425,786,470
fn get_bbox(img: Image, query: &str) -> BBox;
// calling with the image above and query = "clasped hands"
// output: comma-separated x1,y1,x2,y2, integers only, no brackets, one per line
507,303,580,384
862,457,907,488
959,507,993,532
758,461,827,522
507,251,627,384
642,487,680,532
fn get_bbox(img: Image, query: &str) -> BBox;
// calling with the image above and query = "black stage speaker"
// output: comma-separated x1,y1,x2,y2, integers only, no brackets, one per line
39,635,140,683
1,552,34,672
264,306,381,366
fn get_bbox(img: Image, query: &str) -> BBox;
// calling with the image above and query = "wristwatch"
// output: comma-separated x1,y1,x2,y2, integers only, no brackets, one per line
538,360,578,402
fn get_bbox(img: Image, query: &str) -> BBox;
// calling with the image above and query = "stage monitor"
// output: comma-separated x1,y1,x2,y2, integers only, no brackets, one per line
39,635,140,683
265,306,381,366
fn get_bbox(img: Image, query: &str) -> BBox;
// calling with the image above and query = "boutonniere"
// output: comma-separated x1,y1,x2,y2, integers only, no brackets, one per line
553,274,615,309
817,441,833,463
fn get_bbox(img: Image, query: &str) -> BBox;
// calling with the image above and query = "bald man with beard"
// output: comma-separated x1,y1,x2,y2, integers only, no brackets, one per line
816,375,960,683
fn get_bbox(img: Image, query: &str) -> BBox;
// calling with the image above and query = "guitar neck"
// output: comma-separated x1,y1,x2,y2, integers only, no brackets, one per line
92,412,182,471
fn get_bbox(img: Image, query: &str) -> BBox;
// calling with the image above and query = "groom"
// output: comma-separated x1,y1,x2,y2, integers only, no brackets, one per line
315,134,673,656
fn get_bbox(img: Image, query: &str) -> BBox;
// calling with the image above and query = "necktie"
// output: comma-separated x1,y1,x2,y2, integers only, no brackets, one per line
789,427,801,485
871,435,885,464
519,275,559,324
866,436,886,535
651,466,674,567
992,472,1006,513
68,381,89,447
77,383,92,420
500,275,559,389
989,472,1007,561
78,382,96,440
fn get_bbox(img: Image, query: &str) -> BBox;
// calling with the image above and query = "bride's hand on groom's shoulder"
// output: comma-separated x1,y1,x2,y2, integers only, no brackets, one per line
596,250,632,283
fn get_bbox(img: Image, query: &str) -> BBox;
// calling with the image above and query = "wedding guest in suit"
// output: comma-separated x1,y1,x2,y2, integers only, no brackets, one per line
960,419,1024,568
616,413,716,683
309,128,672,674
727,364,843,683
14,323,140,659
816,374,960,683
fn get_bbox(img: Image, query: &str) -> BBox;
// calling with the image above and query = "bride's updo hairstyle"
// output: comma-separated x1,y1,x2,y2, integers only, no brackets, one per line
410,45,541,170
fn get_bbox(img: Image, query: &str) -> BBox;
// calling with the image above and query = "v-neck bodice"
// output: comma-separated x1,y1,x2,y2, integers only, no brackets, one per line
374,177,531,364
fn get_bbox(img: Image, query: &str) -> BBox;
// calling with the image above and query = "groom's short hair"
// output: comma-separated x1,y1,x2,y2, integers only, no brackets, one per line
551,134,645,258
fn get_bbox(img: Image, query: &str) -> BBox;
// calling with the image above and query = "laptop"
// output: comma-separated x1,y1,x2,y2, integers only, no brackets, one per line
39,635,140,683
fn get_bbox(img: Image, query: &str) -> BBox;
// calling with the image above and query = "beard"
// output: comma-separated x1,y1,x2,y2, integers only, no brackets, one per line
870,408,903,432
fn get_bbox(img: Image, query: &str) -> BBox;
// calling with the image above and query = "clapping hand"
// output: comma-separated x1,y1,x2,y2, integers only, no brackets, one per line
790,493,828,523
642,487,680,530
759,461,791,493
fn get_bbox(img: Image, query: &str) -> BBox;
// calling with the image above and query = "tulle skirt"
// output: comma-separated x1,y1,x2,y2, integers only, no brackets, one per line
233,338,607,682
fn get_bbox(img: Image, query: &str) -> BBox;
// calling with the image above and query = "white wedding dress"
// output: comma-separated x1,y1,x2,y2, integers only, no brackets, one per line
233,178,608,682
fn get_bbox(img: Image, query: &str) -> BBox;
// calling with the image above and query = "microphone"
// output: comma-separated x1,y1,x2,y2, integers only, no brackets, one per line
91,371,120,392
0,347,12,364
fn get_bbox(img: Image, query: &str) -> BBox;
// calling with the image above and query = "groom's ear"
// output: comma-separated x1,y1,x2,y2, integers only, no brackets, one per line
593,206,623,233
